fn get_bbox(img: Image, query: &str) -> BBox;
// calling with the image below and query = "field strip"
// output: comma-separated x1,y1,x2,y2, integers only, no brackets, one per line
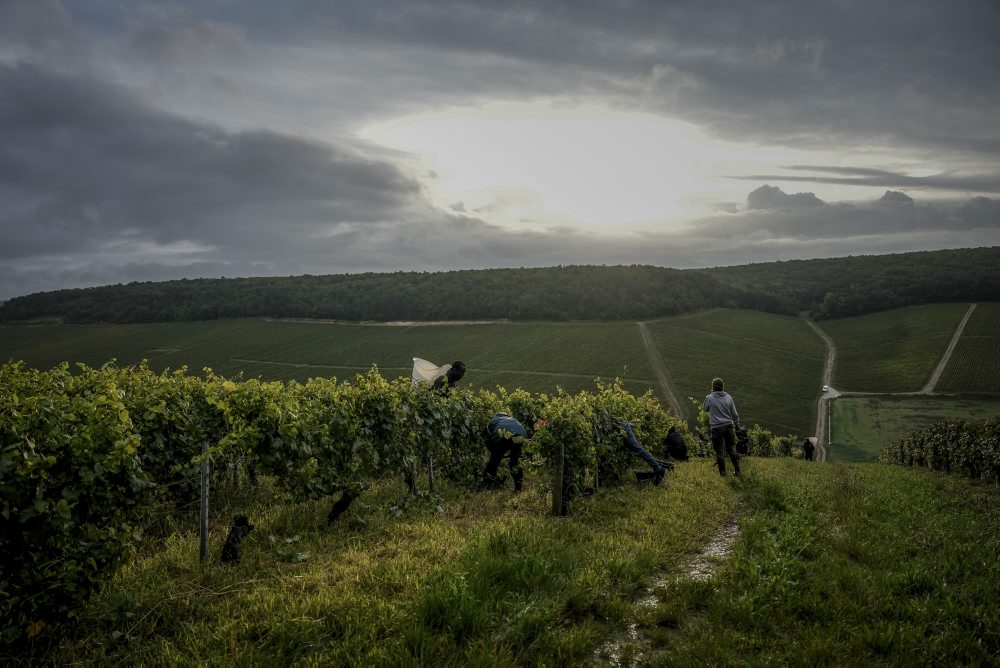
261,317,509,326
921,303,977,393
637,322,684,416
231,358,410,372
230,358,655,383
655,324,821,359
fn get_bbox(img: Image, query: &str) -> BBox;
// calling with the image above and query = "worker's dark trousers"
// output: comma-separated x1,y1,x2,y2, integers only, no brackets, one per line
711,424,740,476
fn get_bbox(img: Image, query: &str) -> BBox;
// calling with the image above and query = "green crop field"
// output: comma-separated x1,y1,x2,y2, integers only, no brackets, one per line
937,303,1000,394
818,303,970,392
828,395,1000,462
0,319,660,399
6,305,996,438
644,309,826,436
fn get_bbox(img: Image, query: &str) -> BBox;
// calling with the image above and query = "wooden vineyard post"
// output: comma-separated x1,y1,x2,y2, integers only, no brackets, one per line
200,440,210,563
552,442,565,516
428,455,436,493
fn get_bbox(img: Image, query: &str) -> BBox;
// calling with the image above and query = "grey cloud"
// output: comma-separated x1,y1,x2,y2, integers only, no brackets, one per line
878,190,914,205
58,1,1000,158
693,194,1000,242
0,62,422,262
730,166,1000,194
746,185,824,210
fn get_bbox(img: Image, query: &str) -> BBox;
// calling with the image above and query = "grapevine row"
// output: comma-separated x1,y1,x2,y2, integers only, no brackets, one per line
879,417,1000,481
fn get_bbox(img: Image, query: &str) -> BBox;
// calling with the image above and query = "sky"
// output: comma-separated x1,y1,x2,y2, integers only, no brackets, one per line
1,0,999,300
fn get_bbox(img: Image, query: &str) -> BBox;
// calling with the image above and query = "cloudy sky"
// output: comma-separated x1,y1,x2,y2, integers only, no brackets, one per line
2,0,999,300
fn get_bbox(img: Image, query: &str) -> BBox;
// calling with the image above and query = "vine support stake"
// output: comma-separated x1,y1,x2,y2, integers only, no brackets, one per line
552,442,565,516
199,440,209,563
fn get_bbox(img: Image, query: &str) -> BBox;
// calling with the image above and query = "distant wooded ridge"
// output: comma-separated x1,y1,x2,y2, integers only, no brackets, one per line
2,247,998,324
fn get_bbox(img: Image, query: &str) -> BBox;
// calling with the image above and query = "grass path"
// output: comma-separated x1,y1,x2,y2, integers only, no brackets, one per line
636,321,683,416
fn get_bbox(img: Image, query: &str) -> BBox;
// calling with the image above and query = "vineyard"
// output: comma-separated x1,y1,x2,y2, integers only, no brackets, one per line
644,310,826,434
937,303,1000,394
880,416,1000,481
818,304,969,392
2,360,723,645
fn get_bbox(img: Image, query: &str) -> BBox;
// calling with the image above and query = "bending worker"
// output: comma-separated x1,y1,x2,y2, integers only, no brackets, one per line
482,412,527,492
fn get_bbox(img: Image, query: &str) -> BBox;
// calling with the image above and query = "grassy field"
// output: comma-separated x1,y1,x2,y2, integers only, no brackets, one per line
5,305,997,438
828,395,1000,462
644,309,826,435
16,459,999,665
937,303,1000,394
0,319,659,398
818,303,970,392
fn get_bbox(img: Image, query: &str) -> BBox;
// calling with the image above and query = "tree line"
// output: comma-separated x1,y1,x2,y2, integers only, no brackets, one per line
1,247,998,324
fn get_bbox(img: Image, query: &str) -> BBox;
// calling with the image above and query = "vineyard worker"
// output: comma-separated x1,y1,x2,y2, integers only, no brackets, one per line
621,418,667,485
703,377,742,476
802,437,816,461
482,412,528,492
432,360,466,394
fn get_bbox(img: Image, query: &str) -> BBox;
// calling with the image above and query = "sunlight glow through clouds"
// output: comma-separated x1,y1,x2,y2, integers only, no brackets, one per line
359,101,874,232
360,101,732,231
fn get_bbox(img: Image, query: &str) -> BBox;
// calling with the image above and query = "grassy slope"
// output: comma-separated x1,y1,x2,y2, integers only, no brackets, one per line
829,396,1000,462
937,302,1000,394
22,460,1000,665
645,309,826,435
819,303,970,392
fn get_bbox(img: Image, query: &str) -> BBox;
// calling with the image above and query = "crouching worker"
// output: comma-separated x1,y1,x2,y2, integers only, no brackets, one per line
621,418,668,485
482,412,528,492
663,426,689,461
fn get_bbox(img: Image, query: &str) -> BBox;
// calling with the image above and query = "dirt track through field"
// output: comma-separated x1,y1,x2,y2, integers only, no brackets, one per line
921,303,977,393
801,303,978,463
802,315,834,461
637,322,684,417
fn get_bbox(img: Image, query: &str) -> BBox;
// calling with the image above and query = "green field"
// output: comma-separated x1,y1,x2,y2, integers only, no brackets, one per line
645,309,826,435
0,319,660,398
6,305,997,438
829,395,1000,462
937,303,1000,394
819,303,970,392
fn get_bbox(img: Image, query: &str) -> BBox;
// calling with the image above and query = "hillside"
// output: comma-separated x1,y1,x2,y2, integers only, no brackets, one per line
2,247,999,324
17,460,1000,665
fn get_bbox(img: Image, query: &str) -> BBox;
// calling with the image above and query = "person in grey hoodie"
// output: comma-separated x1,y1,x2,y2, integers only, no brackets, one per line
703,377,741,476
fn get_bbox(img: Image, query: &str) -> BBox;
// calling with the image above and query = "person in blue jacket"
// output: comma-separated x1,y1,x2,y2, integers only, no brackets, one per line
620,418,667,485
482,412,528,491
703,377,741,476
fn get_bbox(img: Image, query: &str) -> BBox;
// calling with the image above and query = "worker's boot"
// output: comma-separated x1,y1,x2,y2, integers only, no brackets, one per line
717,459,727,476
512,467,524,493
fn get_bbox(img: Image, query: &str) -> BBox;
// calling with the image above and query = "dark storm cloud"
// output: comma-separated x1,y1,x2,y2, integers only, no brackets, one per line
225,1,1000,153
57,1,1000,155
2,1,999,299
0,62,420,262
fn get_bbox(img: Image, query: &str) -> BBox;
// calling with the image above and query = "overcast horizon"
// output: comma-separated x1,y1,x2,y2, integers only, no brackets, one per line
2,1,999,301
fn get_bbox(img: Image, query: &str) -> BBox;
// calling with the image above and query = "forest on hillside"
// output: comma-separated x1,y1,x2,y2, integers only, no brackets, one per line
1,247,998,324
